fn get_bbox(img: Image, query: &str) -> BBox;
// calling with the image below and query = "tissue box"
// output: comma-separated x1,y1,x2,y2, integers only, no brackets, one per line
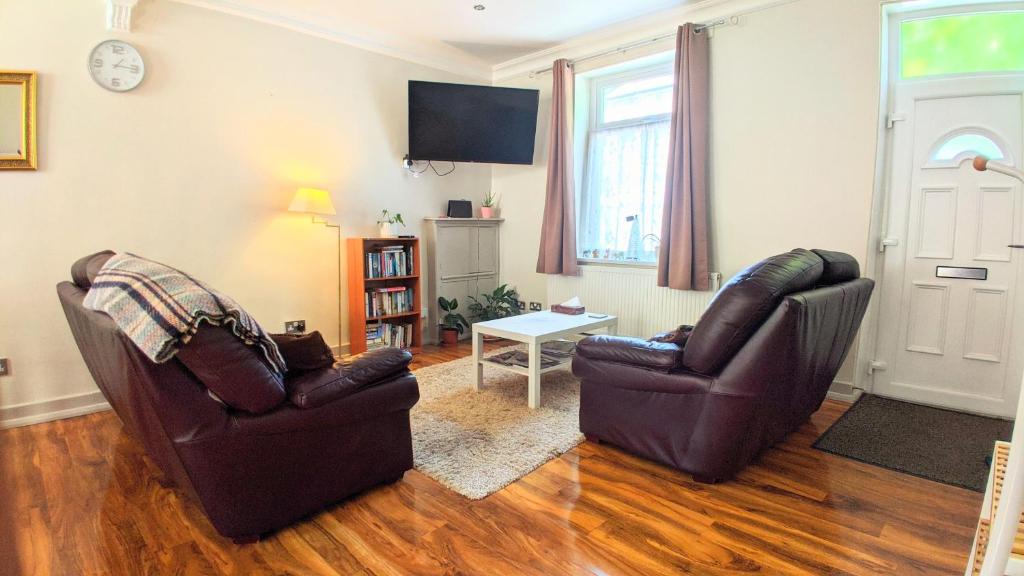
551,304,585,315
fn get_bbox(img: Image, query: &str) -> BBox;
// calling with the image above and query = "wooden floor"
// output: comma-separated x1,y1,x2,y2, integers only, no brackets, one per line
0,341,983,575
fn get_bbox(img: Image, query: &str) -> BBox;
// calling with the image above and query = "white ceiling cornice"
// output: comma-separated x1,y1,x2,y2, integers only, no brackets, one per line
491,0,798,81
168,0,802,83
168,0,494,80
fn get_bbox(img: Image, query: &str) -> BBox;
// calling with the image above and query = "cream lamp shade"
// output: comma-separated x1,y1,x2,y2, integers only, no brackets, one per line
288,187,336,216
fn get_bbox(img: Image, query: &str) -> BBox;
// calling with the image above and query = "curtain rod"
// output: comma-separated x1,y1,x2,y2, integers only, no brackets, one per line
528,16,738,78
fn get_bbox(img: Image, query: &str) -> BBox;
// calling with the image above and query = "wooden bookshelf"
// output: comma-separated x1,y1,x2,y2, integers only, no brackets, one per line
346,237,422,355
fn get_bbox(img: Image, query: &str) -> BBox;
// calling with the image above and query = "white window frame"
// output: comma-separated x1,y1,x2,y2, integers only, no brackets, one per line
577,61,674,267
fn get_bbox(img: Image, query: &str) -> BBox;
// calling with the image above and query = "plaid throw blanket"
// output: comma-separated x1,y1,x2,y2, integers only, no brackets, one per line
83,253,286,374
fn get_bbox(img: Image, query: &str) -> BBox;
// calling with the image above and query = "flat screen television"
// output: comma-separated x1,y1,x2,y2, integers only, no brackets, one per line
408,81,540,165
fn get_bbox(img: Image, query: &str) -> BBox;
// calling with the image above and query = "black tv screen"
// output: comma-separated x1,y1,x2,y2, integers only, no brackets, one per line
409,81,539,165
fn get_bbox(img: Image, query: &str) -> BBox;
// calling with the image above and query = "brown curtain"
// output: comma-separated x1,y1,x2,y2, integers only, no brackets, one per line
657,24,710,291
536,59,579,276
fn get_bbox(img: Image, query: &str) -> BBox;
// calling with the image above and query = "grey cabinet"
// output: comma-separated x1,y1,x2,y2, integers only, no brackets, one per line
424,218,502,342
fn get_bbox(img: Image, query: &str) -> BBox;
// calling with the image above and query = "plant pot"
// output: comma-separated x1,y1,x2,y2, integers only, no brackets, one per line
378,222,393,238
440,327,460,346
480,207,498,218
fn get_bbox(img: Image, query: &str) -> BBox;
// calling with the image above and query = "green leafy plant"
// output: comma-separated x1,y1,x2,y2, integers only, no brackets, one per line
482,190,498,208
377,209,406,227
468,284,521,322
438,296,470,334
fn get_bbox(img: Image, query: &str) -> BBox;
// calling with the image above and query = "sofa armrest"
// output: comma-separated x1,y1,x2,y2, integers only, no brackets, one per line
576,335,683,372
288,347,412,409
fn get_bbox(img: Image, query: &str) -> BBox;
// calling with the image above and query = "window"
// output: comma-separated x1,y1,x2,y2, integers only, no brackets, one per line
925,129,1009,168
577,63,673,264
901,12,1024,78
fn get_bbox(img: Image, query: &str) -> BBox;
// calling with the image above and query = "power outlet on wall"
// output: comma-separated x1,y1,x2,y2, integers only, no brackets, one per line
529,302,542,312
284,320,306,335
0,358,9,377
516,300,526,311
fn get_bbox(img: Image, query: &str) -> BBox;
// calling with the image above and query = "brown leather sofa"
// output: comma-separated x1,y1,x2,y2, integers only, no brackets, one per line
573,248,873,482
57,252,420,543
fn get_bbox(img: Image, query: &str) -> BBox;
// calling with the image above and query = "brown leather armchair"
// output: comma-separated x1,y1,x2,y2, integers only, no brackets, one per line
572,249,873,483
57,252,419,543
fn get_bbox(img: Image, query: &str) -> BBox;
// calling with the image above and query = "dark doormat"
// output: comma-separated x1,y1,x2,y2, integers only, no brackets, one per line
813,394,1013,492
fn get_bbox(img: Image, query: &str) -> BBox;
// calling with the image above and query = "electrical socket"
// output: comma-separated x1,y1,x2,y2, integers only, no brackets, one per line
284,320,306,335
516,300,526,311
529,301,542,312
0,358,9,377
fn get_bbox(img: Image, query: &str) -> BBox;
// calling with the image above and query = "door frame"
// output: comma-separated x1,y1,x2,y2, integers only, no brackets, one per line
860,0,1024,406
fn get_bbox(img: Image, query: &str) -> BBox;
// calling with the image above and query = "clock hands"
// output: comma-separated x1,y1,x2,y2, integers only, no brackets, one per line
112,60,141,74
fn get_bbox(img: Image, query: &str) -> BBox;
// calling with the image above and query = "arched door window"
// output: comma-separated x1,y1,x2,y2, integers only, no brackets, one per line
925,129,1011,168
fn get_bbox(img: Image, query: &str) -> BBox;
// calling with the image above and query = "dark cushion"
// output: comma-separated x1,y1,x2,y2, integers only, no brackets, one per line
270,331,335,372
812,249,860,285
682,248,824,375
288,347,412,409
649,325,694,347
176,325,286,414
577,335,683,372
71,250,116,289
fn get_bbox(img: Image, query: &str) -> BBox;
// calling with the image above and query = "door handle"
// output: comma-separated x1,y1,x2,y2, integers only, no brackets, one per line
878,237,900,253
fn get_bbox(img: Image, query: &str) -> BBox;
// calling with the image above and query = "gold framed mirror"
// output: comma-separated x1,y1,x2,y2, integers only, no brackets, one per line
0,71,37,170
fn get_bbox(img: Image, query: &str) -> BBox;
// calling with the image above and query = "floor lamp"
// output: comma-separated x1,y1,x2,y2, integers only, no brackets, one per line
288,187,342,355
974,155,1024,576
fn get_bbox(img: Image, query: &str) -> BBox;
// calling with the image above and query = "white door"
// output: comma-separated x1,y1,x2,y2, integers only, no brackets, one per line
874,76,1024,417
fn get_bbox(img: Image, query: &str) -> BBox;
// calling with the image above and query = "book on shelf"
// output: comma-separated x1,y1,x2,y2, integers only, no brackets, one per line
365,245,415,278
365,321,414,350
364,286,415,318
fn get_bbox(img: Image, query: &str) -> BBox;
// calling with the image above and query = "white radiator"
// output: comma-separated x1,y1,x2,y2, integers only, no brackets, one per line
546,265,721,338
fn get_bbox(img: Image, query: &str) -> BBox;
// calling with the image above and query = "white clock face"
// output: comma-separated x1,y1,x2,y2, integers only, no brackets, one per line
89,40,145,92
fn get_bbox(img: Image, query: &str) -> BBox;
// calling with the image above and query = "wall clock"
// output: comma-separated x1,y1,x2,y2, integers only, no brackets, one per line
88,40,146,92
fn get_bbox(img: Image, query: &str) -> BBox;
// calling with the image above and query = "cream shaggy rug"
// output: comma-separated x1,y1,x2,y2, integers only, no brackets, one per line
410,349,584,499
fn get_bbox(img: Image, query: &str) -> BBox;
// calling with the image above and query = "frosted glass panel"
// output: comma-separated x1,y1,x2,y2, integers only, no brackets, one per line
932,133,1005,162
901,12,1024,78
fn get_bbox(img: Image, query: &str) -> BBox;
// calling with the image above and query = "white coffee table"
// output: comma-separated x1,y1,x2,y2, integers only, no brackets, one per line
472,311,618,409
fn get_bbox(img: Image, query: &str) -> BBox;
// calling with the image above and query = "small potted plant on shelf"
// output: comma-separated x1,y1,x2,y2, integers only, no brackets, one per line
438,296,469,346
377,209,405,237
468,284,520,341
480,190,498,218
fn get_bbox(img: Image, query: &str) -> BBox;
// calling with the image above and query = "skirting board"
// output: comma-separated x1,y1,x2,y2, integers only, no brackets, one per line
827,380,862,404
0,376,859,430
1,389,111,430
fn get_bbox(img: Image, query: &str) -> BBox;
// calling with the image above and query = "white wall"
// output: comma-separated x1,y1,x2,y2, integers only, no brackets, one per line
494,0,882,383
0,0,490,421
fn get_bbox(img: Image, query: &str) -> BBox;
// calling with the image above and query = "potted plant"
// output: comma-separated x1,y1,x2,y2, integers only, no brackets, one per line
438,296,469,346
377,209,405,237
468,284,520,341
480,190,498,218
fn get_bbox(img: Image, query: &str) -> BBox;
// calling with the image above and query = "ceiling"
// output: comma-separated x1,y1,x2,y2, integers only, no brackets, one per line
174,0,693,77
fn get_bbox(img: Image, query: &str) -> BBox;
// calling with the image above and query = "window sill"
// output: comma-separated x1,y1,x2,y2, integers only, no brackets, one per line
577,258,656,269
